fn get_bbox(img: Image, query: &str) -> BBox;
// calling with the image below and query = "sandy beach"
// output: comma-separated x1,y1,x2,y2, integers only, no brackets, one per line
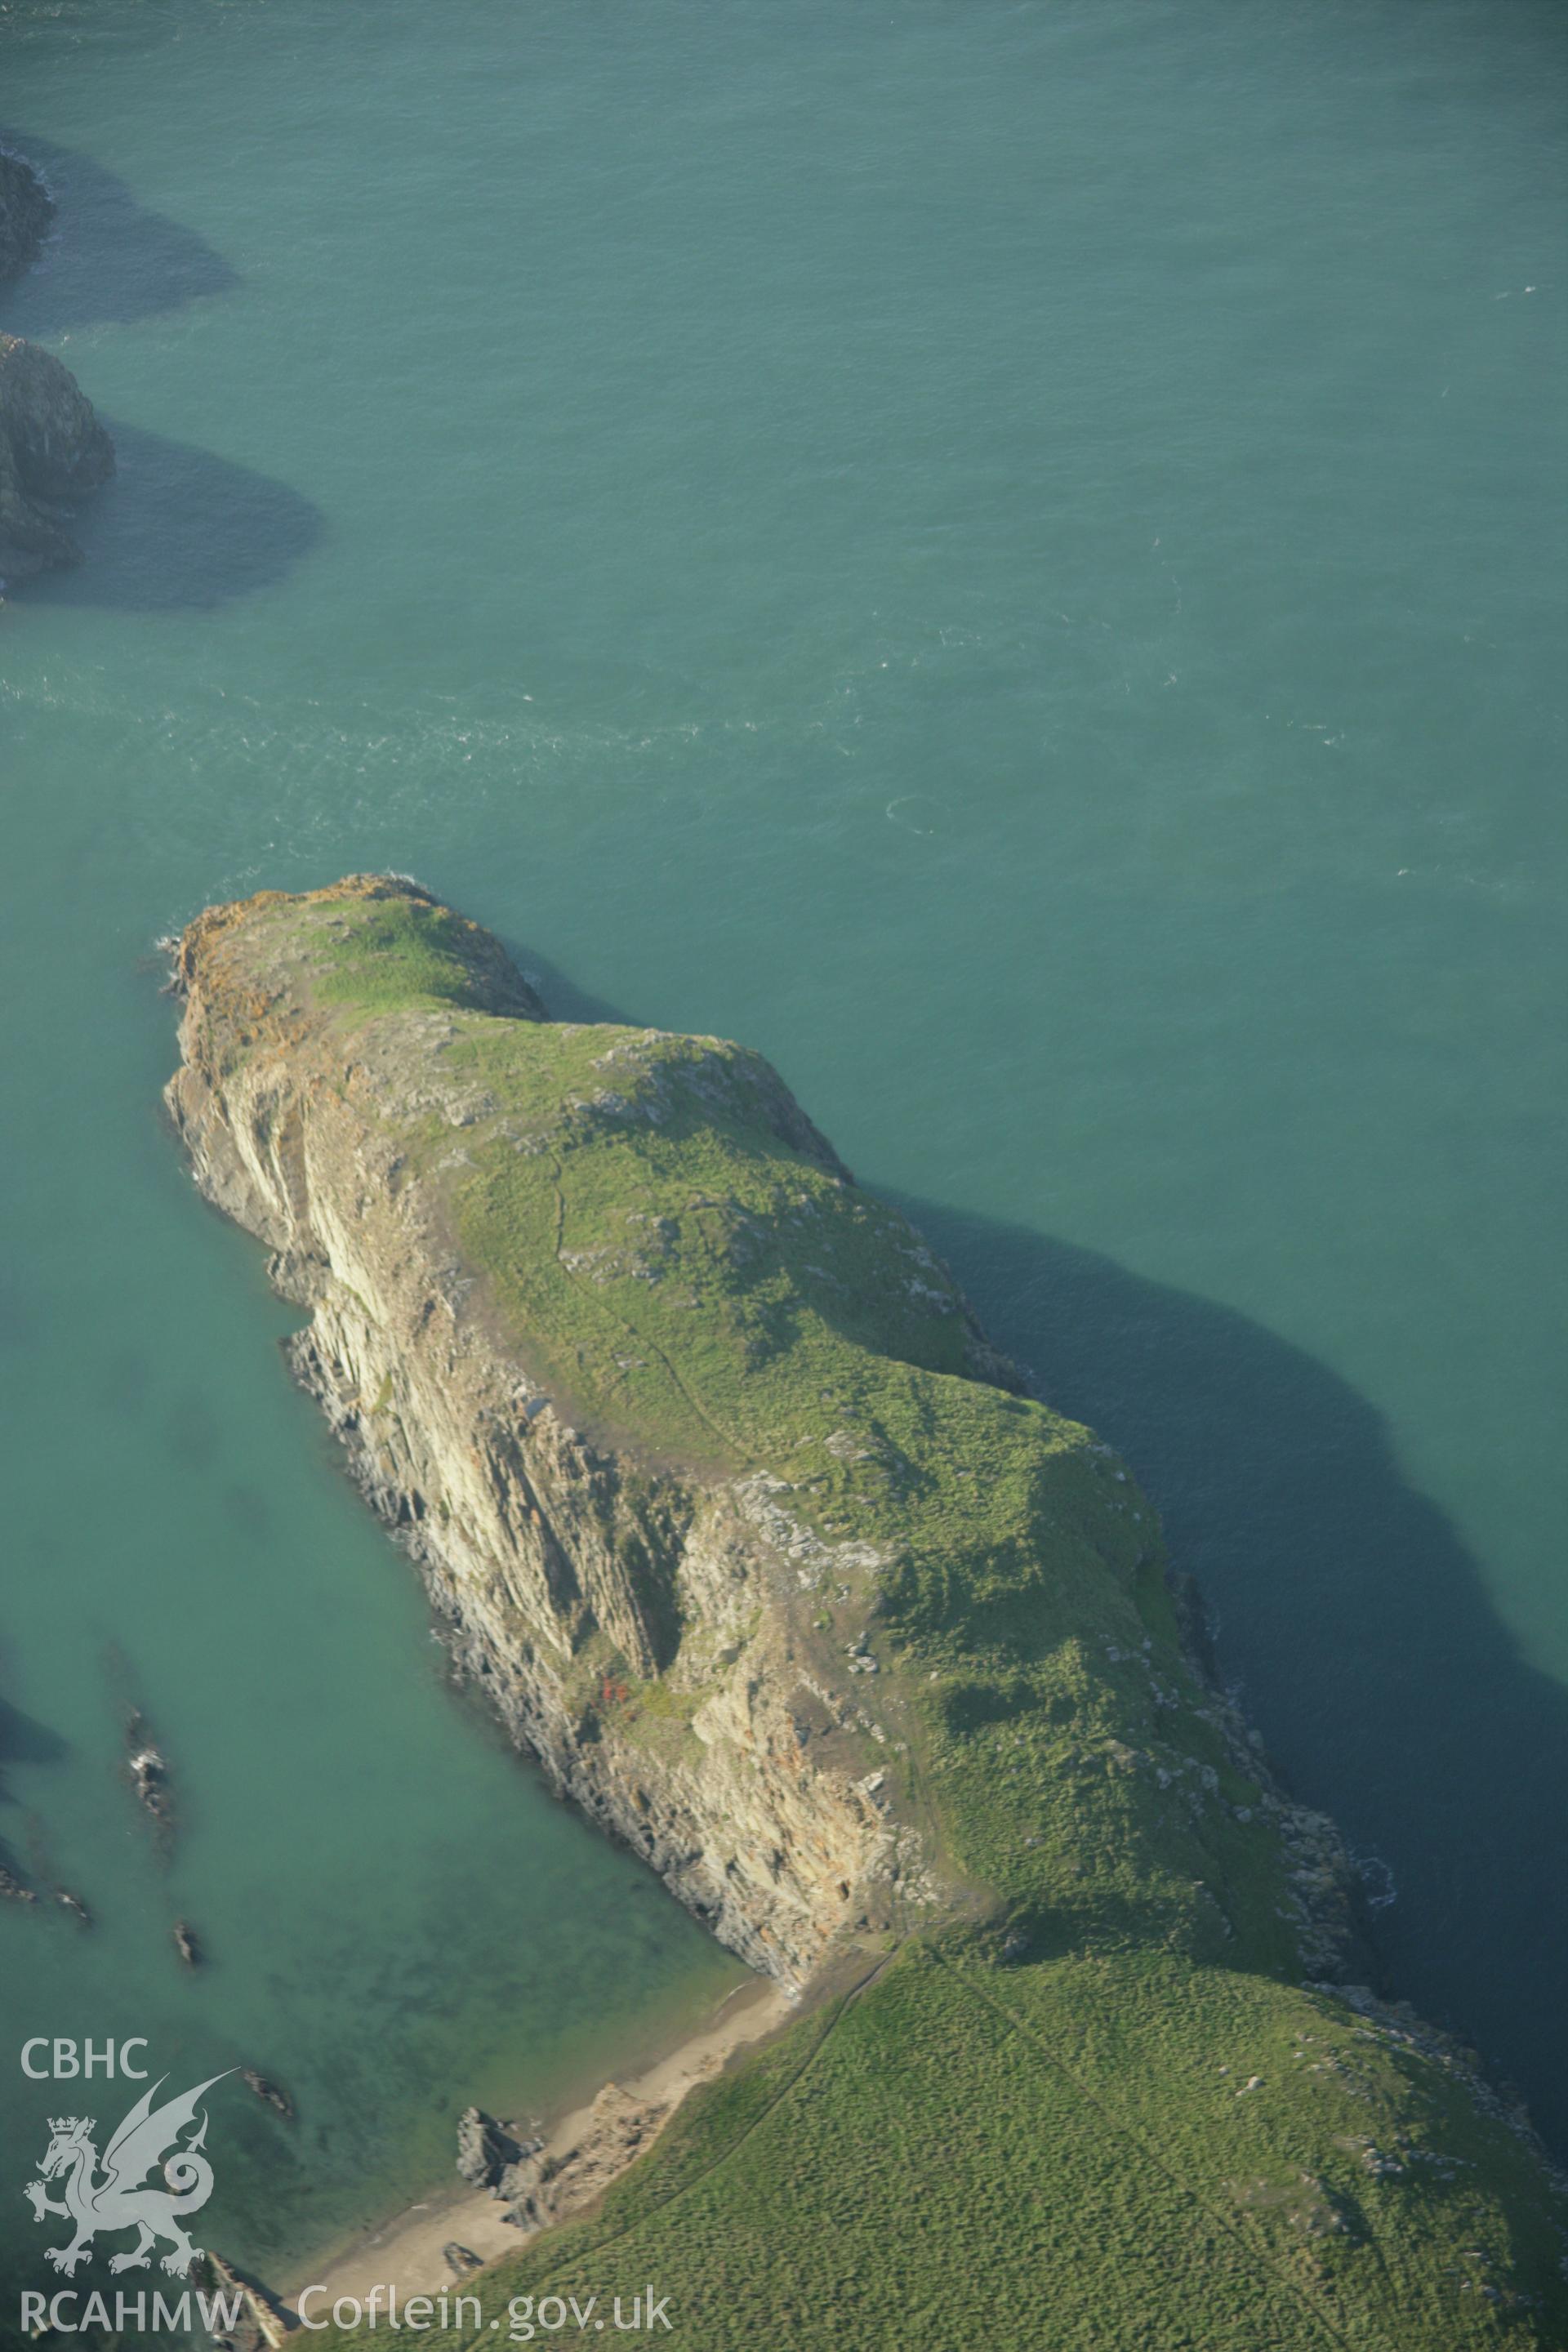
278,1976,793,2317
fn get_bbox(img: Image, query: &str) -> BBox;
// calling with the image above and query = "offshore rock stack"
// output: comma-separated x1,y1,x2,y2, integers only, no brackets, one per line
0,333,114,580
0,149,115,584
0,149,54,282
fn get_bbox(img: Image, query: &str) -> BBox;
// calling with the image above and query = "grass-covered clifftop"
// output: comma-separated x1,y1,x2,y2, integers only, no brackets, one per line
171,879,1568,2347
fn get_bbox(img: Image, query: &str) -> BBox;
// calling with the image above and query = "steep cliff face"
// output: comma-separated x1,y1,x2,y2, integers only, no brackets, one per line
0,335,114,579
166,879,945,1982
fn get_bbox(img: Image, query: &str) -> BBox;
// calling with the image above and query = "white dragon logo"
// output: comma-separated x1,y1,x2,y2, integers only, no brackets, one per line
23,2072,229,2278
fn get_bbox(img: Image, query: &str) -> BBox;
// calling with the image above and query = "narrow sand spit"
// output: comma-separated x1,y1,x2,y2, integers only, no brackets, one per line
280,1978,793,2314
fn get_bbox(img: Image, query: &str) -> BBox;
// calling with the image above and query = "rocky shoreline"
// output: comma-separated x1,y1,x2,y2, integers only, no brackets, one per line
278,1976,791,2314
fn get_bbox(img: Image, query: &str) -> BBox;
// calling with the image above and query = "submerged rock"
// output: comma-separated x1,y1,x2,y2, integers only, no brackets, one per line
455,2106,522,2191
172,1917,202,1967
240,2067,295,2118
0,335,114,581
125,1707,174,1832
0,150,54,283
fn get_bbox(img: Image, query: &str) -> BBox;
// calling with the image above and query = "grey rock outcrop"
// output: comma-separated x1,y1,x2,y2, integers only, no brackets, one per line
0,334,114,580
0,150,54,283
455,2106,522,2191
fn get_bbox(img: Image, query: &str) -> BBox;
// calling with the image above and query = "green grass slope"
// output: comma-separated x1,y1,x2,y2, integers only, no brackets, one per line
187,882,1567,2347
325,1948,1563,2350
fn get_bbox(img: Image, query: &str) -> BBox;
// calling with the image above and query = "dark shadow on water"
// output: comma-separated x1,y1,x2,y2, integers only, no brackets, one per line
19,420,324,611
888,1194,1568,2152
0,127,238,333
0,1696,66,1776
0,1690,68,1889
494,938,627,1029
0,134,314,608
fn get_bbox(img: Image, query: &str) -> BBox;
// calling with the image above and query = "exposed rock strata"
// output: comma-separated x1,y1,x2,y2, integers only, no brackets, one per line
0,334,114,579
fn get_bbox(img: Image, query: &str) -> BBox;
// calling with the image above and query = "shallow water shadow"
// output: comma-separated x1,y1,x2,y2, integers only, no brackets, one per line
20,419,324,610
0,127,238,332
0,1690,67,1891
891,1196,1568,2152
494,938,627,1028
0,1696,66,1776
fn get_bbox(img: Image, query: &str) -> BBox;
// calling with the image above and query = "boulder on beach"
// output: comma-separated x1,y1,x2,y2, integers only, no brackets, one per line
454,2106,522,2191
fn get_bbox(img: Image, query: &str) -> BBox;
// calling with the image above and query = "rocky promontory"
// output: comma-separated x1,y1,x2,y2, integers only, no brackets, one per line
0,334,114,579
167,877,952,1982
167,878,1568,2342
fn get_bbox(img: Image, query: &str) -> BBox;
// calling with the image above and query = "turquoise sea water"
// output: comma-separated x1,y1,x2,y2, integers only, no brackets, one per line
1,0,1564,2289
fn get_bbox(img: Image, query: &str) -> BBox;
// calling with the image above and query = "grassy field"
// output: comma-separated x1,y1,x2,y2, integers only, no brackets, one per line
196,883,1568,2347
